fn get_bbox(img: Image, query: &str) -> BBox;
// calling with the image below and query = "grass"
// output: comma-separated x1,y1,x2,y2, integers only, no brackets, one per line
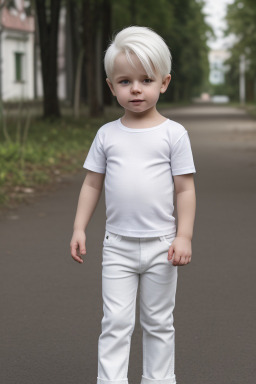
0,108,121,209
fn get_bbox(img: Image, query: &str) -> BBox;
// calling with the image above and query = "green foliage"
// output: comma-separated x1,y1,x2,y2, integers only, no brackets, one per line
225,0,256,101
0,113,116,207
226,0,256,67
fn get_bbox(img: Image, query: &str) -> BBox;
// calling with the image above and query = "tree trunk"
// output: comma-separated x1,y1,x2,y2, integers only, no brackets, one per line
83,0,103,117
35,0,61,119
74,47,84,119
65,0,80,106
96,29,103,111
102,0,112,106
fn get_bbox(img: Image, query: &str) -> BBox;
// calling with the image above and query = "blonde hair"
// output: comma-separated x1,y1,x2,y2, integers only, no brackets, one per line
104,26,172,80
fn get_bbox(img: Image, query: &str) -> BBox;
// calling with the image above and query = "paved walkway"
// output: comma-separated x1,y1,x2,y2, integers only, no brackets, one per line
1,105,256,384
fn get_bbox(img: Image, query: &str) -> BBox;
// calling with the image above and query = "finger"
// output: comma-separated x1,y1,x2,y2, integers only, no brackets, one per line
72,253,84,263
70,242,78,258
180,255,186,265
168,245,174,260
183,254,191,265
184,255,191,264
71,243,84,263
79,241,86,255
183,253,191,264
72,256,83,263
172,254,181,266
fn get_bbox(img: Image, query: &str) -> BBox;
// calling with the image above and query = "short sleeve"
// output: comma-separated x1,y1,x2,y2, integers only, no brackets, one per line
171,131,196,176
83,131,106,173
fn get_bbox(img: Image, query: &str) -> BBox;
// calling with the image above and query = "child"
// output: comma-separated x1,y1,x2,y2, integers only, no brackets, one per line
70,26,196,384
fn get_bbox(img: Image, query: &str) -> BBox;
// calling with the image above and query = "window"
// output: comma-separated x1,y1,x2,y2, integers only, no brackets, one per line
14,52,24,82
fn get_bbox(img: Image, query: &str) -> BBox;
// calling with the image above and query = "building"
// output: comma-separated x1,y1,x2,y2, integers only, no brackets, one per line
0,0,34,100
208,49,230,85
0,0,67,101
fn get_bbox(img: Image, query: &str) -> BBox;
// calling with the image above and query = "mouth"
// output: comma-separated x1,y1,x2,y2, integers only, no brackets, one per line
130,99,144,102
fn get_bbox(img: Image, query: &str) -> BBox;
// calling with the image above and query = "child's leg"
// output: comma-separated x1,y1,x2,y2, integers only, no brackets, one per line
97,231,139,384
139,235,178,384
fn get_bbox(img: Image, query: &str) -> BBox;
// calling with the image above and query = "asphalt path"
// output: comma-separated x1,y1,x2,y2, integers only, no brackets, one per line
1,105,256,384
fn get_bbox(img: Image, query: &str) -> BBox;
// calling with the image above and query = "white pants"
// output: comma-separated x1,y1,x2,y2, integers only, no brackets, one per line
97,230,178,384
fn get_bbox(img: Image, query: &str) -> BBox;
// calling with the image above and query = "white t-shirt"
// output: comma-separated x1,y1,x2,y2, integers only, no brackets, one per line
83,118,196,237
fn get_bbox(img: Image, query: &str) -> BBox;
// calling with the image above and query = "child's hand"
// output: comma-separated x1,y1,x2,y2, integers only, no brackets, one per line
70,230,86,264
167,236,192,266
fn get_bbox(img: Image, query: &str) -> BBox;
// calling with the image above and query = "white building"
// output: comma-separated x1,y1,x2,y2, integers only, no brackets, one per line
0,0,67,101
0,0,34,100
208,49,230,85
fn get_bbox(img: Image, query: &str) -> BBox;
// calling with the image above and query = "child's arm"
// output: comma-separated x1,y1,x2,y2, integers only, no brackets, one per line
168,174,196,266
70,170,105,264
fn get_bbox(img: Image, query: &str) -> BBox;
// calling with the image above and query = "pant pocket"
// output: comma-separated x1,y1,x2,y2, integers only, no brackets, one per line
159,234,175,246
103,230,122,246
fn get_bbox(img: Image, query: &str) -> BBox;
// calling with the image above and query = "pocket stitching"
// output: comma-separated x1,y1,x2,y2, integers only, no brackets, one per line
163,235,175,246
103,231,122,245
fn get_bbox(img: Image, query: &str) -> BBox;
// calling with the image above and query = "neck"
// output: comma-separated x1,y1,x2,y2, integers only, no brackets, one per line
122,107,166,128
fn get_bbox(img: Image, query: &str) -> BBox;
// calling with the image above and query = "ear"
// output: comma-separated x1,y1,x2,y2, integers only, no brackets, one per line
160,74,171,94
106,78,116,96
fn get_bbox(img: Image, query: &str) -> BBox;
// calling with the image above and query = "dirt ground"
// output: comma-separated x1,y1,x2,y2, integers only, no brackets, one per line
1,105,256,384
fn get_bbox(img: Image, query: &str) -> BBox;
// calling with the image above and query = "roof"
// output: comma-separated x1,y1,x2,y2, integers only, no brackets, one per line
1,6,34,32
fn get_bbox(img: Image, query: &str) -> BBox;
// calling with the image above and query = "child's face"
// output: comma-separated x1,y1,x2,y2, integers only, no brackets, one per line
106,53,171,116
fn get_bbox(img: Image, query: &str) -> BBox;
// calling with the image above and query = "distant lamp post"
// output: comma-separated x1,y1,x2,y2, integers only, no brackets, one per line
239,54,246,105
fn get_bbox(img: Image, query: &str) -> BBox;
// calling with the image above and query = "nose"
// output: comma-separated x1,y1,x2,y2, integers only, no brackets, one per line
131,81,141,94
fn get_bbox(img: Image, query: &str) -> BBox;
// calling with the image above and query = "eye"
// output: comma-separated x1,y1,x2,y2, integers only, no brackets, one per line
144,78,153,83
119,80,129,85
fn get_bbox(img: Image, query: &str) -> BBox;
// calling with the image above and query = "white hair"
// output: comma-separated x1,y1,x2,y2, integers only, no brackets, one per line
104,26,172,80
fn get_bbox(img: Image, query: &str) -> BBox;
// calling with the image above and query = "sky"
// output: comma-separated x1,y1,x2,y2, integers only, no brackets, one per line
202,0,235,50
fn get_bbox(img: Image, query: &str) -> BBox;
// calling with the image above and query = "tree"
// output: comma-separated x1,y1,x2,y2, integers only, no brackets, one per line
225,0,256,101
35,0,61,118
65,0,86,117
165,0,211,101
65,0,110,117
101,0,112,106
82,0,103,117
65,0,80,107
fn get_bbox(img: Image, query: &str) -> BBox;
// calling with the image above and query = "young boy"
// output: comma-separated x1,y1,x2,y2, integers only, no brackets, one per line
70,26,196,384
